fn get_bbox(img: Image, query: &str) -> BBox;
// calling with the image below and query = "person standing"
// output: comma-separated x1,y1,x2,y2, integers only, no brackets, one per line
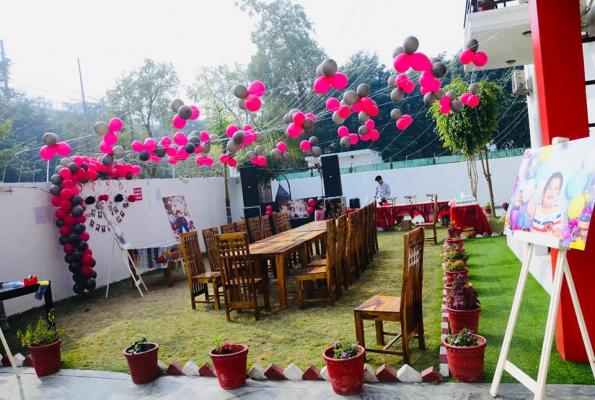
374,175,391,204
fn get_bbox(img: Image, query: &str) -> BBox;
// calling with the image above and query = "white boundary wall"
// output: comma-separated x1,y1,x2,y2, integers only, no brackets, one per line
0,177,226,315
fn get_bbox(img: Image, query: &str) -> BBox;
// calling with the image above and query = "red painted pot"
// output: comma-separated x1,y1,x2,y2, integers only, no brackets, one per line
124,343,159,384
444,268,469,284
210,345,248,390
28,340,62,376
447,227,462,238
444,282,473,297
442,334,487,382
444,238,464,248
447,306,481,334
322,345,365,395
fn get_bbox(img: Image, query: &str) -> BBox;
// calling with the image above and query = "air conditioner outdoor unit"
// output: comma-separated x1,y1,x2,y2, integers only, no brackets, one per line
511,69,531,96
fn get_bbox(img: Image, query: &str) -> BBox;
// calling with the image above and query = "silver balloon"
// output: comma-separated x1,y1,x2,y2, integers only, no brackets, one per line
202,143,211,154
356,84,370,97
343,90,359,106
309,136,318,146
238,98,248,110
42,132,59,146
390,109,402,120
189,136,201,145
270,149,282,159
246,151,257,160
55,165,64,174
289,108,300,117
227,140,240,153
209,134,219,143
332,112,346,125
321,59,338,77
451,100,463,113
466,38,479,53
434,89,445,100
430,57,441,64
112,145,125,159
310,146,322,158
358,112,370,123
446,90,457,100
403,36,419,55
340,99,346,105
423,92,436,105
255,145,265,155
303,118,315,131
392,46,404,58
387,74,397,88
49,185,61,196
94,121,109,136
178,105,193,120
340,136,351,148
50,174,62,185
154,145,166,158
189,130,200,138
60,158,70,167
233,85,248,99
170,98,184,112
303,150,312,156
390,88,405,103
282,151,291,162
102,154,114,166
469,83,480,95
255,132,263,142
315,63,323,77
431,62,447,78
283,114,292,124
233,131,246,144
358,126,369,135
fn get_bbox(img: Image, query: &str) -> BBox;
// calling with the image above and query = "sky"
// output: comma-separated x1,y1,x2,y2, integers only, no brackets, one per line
0,0,465,105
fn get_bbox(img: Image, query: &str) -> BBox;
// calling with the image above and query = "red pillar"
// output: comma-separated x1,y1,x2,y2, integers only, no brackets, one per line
530,0,594,361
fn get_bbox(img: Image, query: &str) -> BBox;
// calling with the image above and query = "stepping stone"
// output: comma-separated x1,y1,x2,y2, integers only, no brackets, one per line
302,365,322,380
158,360,168,374
199,362,216,377
439,363,450,378
320,366,329,381
283,363,303,381
265,363,286,380
375,364,399,382
167,361,184,376
396,364,422,383
247,363,266,380
421,366,443,383
363,364,379,383
183,361,199,376
23,355,34,367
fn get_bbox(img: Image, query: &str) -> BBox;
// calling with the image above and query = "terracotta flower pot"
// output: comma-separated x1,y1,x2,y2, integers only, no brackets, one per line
444,238,464,248
28,339,62,376
444,281,473,297
210,345,248,390
442,334,487,382
444,268,469,284
447,306,481,334
447,227,462,238
124,343,159,384
322,345,365,395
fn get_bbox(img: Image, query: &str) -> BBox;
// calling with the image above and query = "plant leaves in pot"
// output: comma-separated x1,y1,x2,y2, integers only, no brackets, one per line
446,275,481,334
444,260,469,283
17,311,64,376
322,341,365,395
442,328,487,382
209,334,248,390
124,337,159,384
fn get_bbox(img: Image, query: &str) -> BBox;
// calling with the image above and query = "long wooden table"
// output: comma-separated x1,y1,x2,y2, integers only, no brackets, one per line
290,220,328,232
249,229,326,310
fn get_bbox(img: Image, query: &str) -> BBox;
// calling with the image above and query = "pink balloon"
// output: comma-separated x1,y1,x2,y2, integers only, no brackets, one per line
168,156,178,165
459,49,474,65
300,140,312,151
429,79,441,93
196,156,205,165
177,147,190,160
132,165,141,175
419,71,434,88
172,114,186,129
308,198,316,207
266,210,272,217
144,138,157,152
131,140,144,152
468,94,480,107
440,105,451,114
226,125,239,138
369,105,379,117
349,133,359,145
160,136,172,147
55,142,71,156
277,142,287,152
460,93,471,105
330,72,348,90
173,132,188,146
245,95,262,112
473,52,488,67
403,114,412,124
410,52,430,72
439,97,451,107
403,80,415,94
326,97,340,111
293,111,306,125
420,86,430,95
337,126,349,137
204,156,214,166
360,97,375,114
266,205,273,211
369,129,380,141
220,154,230,164
365,119,375,130
247,81,266,97
287,123,303,138
200,131,210,142
313,76,331,94
243,124,254,132
228,158,237,167
39,145,55,160
396,73,409,87
104,131,118,146
151,154,161,163
99,141,113,154
393,53,411,73
195,144,203,154
244,133,255,145
396,118,408,130
108,117,124,132
166,146,177,156
307,206,314,214
190,105,200,120
337,105,351,119
305,112,316,122
351,101,362,113
359,134,370,141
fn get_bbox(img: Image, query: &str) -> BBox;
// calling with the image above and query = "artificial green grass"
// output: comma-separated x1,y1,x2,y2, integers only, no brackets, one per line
4,229,445,374
464,236,594,384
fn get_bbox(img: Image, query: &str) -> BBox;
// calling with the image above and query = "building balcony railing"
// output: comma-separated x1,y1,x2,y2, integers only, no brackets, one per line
464,0,526,28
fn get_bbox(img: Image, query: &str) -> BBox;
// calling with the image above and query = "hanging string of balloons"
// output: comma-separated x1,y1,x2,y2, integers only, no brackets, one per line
39,133,72,160
233,81,266,112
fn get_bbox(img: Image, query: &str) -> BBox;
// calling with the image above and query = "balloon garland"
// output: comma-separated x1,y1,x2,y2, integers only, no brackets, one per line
459,39,489,67
313,59,348,94
39,133,71,160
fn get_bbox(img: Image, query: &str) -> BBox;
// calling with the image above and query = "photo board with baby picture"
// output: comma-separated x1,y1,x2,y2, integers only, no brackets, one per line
162,195,196,238
504,137,595,250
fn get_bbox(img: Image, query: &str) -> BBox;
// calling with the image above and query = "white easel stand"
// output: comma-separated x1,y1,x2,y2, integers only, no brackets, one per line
105,239,148,299
0,327,20,378
490,231,595,399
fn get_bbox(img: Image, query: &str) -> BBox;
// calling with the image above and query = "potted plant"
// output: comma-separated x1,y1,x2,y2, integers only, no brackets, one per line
444,235,464,249
209,334,248,390
447,220,462,239
444,280,473,298
484,202,492,217
446,275,481,334
442,328,487,382
124,337,159,384
17,311,64,376
444,260,469,283
322,341,365,395
443,244,469,265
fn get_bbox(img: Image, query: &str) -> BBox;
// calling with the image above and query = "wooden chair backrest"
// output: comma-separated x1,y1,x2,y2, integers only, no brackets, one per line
431,197,439,224
325,219,337,290
248,217,263,242
400,227,425,341
220,223,236,234
234,219,248,233
202,227,220,271
274,212,291,233
337,215,347,268
215,232,257,303
261,216,273,238
179,231,207,276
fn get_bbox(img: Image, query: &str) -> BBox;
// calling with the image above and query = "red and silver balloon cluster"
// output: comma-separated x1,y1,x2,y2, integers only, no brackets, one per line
284,109,316,139
329,84,380,125
459,39,488,67
313,59,348,94
460,83,481,108
233,81,266,112
39,133,72,160
220,124,264,167
170,99,200,129
270,142,292,162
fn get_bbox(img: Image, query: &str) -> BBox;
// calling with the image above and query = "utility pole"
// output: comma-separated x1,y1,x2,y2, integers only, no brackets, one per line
0,40,9,100
77,58,88,119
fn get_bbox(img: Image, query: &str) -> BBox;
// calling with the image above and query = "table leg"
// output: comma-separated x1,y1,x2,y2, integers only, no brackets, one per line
300,243,310,267
276,254,287,310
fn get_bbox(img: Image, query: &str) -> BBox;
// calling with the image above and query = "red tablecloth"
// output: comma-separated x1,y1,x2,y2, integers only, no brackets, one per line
450,204,492,235
376,201,450,230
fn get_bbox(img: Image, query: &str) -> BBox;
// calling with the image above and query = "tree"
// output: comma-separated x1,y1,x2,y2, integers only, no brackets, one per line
429,77,503,216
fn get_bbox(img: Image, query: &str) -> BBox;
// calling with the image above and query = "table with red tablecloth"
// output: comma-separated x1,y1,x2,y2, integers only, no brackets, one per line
376,201,450,230
450,203,492,235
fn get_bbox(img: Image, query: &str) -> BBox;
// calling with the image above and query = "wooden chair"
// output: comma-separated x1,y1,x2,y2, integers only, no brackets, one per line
295,220,338,309
273,212,291,233
261,216,273,238
179,232,221,310
416,197,438,245
248,217,264,243
234,219,248,234
216,232,270,321
371,202,379,253
353,228,426,364
220,223,236,234
202,227,221,272
345,211,360,284
336,215,349,291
